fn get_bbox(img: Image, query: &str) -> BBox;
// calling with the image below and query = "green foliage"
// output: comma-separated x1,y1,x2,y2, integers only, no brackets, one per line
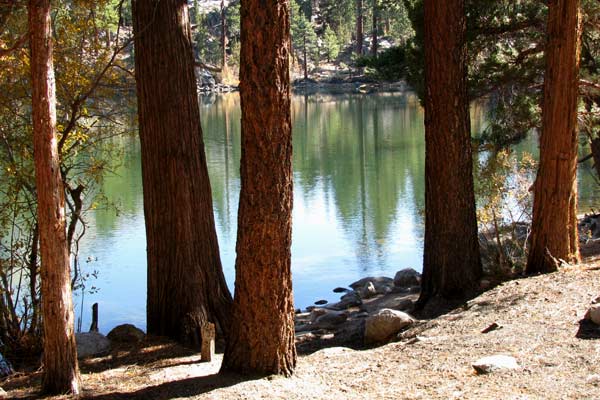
319,0,356,45
355,46,407,80
475,149,537,276
0,0,133,351
398,0,600,148
291,0,320,69
322,25,340,61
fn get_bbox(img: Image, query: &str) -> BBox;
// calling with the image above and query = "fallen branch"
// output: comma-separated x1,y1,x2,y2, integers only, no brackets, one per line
194,61,222,73
581,80,600,91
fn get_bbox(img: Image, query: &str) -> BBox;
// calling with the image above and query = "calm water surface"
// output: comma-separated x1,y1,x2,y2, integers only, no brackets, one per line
75,92,600,334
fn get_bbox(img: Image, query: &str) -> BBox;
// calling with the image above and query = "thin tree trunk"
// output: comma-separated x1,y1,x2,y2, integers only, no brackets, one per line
371,0,377,57
132,0,232,347
221,0,296,376
417,0,482,308
29,0,80,394
303,33,308,80
356,0,363,56
527,0,582,274
28,224,40,335
220,0,228,75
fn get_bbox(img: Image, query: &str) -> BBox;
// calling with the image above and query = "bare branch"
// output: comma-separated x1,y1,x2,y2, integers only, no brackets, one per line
0,33,28,58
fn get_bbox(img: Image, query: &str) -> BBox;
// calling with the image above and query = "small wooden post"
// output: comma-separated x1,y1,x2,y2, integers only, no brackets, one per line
200,322,215,362
89,303,99,332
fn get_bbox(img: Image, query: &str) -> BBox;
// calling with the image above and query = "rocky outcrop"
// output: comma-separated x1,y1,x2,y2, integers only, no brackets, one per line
195,68,237,94
393,268,421,288
350,276,394,292
295,272,419,350
76,332,111,358
364,309,414,344
107,324,146,343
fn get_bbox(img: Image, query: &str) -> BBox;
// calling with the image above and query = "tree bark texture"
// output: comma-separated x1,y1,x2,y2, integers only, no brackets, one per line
526,0,582,274
418,0,482,307
221,0,296,376
356,0,363,56
132,0,232,347
29,0,81,394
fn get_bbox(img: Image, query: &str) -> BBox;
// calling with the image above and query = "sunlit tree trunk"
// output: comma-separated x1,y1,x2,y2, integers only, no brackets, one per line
29,0,80,394
526,0,582,274
417,0,482,308
132,0,232,347
221,0,296,376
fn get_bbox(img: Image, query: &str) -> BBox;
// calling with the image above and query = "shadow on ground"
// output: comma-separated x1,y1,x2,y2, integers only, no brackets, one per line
82,372,250,400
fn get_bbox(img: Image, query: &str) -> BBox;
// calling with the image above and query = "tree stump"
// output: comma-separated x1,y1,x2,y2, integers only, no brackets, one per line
89,303,99,332
201,322,215,362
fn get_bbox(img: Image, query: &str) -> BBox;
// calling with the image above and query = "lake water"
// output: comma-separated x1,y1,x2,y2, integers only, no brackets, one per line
75,91,600,334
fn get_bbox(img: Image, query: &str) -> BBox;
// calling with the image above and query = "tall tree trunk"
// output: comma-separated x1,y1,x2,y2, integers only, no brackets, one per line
220,0,228,75
417,0,482,308
356,0,363,56
371,0,377,57
526,0,582,274
303,33,308,80
221,0,296,376
132,0,233,347
29,0,80,394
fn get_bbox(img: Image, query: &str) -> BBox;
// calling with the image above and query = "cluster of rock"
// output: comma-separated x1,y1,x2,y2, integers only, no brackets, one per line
196,69,237,94
75,323,145,359
579,214,600,242
584,296,600,325
295,268,421,347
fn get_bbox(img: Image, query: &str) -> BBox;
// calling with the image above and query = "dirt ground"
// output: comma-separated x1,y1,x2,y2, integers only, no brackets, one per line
4,261,600,399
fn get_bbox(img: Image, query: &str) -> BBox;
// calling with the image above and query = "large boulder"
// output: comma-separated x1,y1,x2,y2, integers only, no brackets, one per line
585,304,600,325
359,282,377,299
197,69,216,88
394,268,421,288
364,309,414,344
472,355,520,374
76,332,111,358
327,291,362,310
309,308,328,322
350,276,394,291
107,324,146,343
350,276,395,296
314,310,348,330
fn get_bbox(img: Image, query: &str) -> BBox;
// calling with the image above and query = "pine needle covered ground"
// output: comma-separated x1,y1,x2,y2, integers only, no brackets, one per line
4,261,600,399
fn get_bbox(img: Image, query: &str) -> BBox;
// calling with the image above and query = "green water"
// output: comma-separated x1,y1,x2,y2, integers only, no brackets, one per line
76,92,600,333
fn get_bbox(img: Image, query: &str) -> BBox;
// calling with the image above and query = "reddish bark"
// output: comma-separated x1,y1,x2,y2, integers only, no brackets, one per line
221,0,296,376
29,0,80,393
132,0,232,347
527,0,582,273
